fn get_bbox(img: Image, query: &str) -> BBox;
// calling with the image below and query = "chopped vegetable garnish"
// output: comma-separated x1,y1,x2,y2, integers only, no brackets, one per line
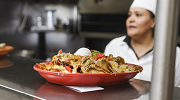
91,50,101,57
58,49,62,53
65,66,72,72
93,53,105,60
73,59,77,62
136,67,139,70
116,58,120,62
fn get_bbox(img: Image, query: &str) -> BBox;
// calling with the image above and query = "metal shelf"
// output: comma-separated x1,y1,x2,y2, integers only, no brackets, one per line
30,26,70,33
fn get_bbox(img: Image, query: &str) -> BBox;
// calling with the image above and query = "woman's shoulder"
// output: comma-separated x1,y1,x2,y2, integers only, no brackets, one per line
176,46,180,56
104,35,127,55
108,35,127,44
176,46,180,53
175,46,180,65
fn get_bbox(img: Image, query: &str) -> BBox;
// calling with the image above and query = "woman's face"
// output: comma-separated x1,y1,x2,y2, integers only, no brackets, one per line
126,7,155,38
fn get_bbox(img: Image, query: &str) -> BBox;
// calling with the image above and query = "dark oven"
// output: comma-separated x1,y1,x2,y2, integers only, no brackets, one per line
78,13,128,39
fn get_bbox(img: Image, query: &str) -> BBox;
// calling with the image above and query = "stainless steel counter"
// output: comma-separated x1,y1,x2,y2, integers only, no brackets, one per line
0,55,180,100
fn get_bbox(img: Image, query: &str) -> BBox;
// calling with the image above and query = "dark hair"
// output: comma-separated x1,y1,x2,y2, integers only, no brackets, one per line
148,11,155,36
149,11,155,18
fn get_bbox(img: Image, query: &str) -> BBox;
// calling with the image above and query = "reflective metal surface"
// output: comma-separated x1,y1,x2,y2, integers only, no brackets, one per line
0,57,13,68
0,55,180,100
0,86,33,100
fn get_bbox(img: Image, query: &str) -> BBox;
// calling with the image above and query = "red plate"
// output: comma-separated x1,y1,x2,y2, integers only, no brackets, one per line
33,63,143,86
0,46,14,56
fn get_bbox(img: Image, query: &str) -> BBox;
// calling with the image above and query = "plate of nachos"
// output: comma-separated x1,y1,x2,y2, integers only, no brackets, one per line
34,47,143,86
0,43,14,56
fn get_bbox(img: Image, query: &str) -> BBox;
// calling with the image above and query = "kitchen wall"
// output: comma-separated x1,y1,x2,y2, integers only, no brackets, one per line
78,0,133,13
0,0,179,60
0,0,134,60
0,0,84,60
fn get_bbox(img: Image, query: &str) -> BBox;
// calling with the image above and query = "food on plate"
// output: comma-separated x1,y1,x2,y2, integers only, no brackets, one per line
36,48,140,74
0,43,6,49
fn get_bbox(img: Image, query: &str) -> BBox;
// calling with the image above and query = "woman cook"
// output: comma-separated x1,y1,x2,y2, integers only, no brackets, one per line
104,0,180,87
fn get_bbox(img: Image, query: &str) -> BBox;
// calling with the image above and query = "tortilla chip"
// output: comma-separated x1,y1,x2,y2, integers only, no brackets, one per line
95,58,111,73
107,61,119,73
117,56,125,64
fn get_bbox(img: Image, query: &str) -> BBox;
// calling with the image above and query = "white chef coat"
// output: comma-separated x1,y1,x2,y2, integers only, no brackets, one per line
104,35,180,87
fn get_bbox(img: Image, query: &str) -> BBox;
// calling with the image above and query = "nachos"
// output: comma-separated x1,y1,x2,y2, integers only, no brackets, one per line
0,43,5,49
36,48,140,74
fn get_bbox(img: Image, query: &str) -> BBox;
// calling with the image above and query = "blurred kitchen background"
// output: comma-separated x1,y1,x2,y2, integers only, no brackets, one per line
0,0,180,60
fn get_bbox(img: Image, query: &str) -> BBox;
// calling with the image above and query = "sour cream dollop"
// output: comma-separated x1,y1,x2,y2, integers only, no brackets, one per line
74,47,91,56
